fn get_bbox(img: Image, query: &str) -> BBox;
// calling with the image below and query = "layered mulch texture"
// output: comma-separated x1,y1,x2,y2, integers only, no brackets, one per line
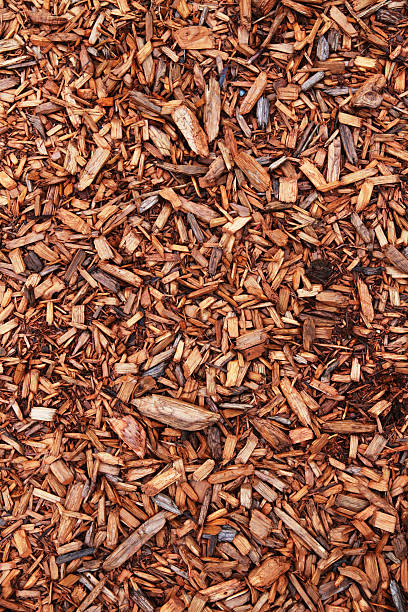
1,0,408,610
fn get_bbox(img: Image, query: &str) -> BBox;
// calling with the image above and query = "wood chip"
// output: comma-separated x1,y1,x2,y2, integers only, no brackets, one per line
171,104,209,157
133,395,220,430
103,512,167,570
174,27,214,50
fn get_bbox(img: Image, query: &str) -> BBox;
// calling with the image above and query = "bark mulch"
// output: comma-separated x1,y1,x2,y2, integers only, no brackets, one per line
0,0,408,610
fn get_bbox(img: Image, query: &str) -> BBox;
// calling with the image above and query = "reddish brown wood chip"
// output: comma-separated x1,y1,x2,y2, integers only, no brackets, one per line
240,71,268,115
351,74,386,109
174,26,214,49
249,556,291,587
234,151,271,191
108,415,146,458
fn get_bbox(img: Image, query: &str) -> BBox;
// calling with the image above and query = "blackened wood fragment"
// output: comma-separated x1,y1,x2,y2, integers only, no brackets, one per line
56,547,95,565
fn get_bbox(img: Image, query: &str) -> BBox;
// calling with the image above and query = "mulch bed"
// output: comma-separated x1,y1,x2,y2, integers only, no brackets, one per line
0,0,408,610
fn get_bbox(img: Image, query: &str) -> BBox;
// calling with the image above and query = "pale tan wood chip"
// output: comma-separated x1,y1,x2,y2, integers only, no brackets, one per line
57,209,93,235
6,233,45,250
357,277,374,323
77,146,111,191
327,137,341,183
199,579,243,602
316,291,349,308
250,417,291,450
300,159,328,190
274,507,328,558
383,244,408,274
192,458,215,481
279,177,298,202
103,512,167,570
371,512,396,533
142,467,181,496
280,377,313,428
204,76,221,143
329,5,358,36
199,156,226,188
50,459,74,485
0,170,16,190
98,262,142,286
77,578,106,612
149,125,172,156
13,529,32,558
250,509,273,540
132,394,220,430
30,407,56,421
351,74,386,108
235,329,268,350
322,421,376,433
171,104,209,156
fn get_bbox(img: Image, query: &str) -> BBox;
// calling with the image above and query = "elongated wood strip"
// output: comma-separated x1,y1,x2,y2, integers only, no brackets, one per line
108,416,146,458
351,212,372,243
142,467,181,496
208,465,254,484
50,459,74,485
320,167,377,192
240,71,268,115
103,512,167,570
204,77,221,143
171,104,209,156
98,262,142,286
234,151,270,191
280,377,312,428
236,329,268,350
329,5,357,36
386,146,408,163
178,196,217,223
250,417,291,449
0,170,16,189
78,147,111,190
199,156,226,188
274,507,328,558
383,245,408,273
57,209,93,235
28,9,67,24
77,578,106,612
131,90,161,114
149,125,171,156
322,420,376,433
357,481,397,515
132,394,220,430
6,233,44,249
357,277,374,323
199,579,243,602
300,159,328,190
327,137,341,182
